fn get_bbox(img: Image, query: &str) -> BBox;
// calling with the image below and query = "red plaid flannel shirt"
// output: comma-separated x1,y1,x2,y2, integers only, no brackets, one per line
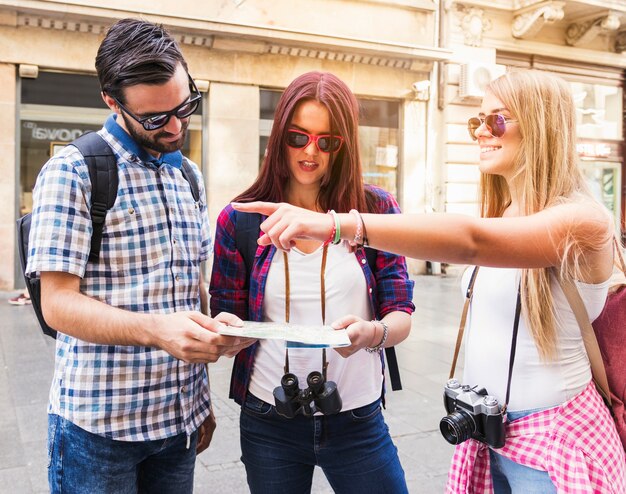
209,185,415,405
446,381,626,493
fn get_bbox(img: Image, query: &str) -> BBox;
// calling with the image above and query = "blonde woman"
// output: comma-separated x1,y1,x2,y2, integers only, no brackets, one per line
233,70,626,493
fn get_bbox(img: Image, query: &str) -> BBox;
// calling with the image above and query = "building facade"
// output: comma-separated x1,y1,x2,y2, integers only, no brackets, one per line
441,0,626,239
1,1,624,290
0,0,451,289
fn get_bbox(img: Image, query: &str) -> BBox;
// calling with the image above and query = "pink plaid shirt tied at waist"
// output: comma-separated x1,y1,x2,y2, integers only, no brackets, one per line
446,381,625,493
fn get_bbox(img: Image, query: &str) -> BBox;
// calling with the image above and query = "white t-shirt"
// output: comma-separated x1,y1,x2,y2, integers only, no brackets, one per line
461,267,609,411
248,243,382,411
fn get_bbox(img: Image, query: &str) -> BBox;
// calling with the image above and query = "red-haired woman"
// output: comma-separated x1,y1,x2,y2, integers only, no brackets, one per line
209,71,415,493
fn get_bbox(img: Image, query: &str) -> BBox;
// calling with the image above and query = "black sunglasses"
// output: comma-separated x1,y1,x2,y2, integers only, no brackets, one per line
286,129,343,153
467,114,517,141
113,74,201,131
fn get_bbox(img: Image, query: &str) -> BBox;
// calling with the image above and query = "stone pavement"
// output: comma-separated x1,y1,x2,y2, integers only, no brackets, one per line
0,272,466,493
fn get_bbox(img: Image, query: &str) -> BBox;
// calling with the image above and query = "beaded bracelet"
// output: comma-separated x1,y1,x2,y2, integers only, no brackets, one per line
365,320,389,353
348,209,363,248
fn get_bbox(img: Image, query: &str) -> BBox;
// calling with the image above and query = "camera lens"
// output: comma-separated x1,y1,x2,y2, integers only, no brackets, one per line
439,409,477,445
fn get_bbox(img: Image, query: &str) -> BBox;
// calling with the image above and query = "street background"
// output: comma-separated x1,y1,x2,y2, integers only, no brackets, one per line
0,271,466,493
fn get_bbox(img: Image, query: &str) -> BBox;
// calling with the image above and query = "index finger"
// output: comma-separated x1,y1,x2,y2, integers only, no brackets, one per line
231,201,280,216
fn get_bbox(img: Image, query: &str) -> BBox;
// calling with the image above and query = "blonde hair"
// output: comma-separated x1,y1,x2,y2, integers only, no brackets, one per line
481,70,608,360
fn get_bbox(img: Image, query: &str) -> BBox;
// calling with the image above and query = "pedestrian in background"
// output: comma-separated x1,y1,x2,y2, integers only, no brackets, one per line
26,18,253,493
233,70,626,492
210,71,415,493
8,289,30,305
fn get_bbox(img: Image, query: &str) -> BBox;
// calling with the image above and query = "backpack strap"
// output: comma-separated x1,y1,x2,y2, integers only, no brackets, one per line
181,159,200,203
558,272,612,406
384,346,402,391
71,132,118,262
559,240,625,406
363,247,403,391
614,237,626,276
234,211,262,288
364,246,377,272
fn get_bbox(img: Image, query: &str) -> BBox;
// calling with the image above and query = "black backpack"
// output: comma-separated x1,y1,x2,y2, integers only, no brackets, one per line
233,210,402,391
16,132,200,339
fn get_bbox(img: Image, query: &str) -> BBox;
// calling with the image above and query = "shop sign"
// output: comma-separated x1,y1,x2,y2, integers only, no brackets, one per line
22,121,85,142
576,141,620,160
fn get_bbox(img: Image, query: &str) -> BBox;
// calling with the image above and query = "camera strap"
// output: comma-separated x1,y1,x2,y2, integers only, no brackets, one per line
449,266,522,414
282,244,330,379
503,292,522,413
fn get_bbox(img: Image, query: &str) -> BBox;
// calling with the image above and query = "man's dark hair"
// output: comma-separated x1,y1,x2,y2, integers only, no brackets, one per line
95,18,188,102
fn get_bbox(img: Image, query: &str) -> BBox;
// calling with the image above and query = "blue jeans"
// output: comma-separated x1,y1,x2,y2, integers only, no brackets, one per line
489,409,557,494
240,393,408,494
47,413,197,494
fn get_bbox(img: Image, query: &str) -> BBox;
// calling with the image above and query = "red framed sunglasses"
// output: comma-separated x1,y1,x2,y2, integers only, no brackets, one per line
286,129,343,153
467,114,517,141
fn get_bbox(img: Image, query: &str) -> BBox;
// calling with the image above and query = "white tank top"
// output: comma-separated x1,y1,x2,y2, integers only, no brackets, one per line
248,243,381,411
461,267,609,411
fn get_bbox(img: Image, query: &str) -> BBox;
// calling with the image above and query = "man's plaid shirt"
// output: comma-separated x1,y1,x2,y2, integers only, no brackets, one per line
209,185,415,405
26,115,212,441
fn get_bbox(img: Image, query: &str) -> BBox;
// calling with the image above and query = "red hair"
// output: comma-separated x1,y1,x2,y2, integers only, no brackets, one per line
234,71,376,213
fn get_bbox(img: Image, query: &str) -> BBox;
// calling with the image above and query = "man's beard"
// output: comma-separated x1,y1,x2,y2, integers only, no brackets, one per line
121,113,189,155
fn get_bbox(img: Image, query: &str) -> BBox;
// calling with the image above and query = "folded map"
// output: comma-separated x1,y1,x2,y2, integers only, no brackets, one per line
218,321,351,348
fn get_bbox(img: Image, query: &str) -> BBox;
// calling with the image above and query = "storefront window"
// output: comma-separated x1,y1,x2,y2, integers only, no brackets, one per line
259,90,400,198
19,72,203,215
570,82,622,140
576,140,623,231
569,80,623,232
19,119,102,215
358,99,400,197
579,161,621,225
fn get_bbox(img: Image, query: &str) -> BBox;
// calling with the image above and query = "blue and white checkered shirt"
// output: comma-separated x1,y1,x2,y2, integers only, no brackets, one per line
26,115,213,441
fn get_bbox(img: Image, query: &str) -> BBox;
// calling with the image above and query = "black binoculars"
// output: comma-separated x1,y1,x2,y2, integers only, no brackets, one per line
273,371,342,418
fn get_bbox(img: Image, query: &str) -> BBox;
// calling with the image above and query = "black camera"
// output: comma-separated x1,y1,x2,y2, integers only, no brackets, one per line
440,379,506,449
273,371,342,418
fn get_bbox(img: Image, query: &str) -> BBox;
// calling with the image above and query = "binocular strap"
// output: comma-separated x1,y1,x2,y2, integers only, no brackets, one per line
282,244,330,380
